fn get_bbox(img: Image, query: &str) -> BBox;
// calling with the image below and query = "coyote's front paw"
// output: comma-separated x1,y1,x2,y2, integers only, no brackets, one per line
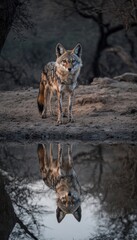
42,111,47,119
56,119,63,125
56,115,63,125
68,116,74,123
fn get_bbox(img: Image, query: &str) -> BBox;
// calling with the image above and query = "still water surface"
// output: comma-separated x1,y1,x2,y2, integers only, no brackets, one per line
0,142,137,240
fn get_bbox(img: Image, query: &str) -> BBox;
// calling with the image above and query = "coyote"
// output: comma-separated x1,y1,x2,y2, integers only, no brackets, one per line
37,143,82,223
37,43,82,124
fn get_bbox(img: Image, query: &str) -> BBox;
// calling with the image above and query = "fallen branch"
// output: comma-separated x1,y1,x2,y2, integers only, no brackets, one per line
113,72,137,82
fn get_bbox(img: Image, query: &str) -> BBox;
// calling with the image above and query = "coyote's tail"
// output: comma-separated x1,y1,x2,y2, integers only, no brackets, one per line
37,73,45,114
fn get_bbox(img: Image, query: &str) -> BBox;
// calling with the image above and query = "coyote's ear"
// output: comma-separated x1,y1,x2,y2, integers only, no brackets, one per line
73,206,82,222
73,43,82,57
56,207,66,223
56,43,66,57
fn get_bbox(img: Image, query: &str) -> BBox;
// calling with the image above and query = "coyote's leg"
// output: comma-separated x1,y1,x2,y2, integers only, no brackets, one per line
57,91,63,124
58,143,62,166
68,92,74,122
42,86,49,118
49,143,53,165
68,144,72,166
37,144,48,183
49,91,54,116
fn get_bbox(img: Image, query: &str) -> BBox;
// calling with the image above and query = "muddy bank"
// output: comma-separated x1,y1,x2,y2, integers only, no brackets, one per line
0,77,137,143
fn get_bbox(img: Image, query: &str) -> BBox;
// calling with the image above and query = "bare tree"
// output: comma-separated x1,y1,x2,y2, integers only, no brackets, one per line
0,0,32,54
0,146,50,240
73,0,137,28
72,0,137,80
0,173,16,240
0,0,18,53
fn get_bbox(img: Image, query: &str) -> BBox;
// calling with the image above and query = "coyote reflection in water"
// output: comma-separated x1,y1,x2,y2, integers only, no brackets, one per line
37,143,81,223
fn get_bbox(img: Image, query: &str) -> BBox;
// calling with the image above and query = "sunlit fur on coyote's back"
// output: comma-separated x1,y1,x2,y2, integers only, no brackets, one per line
37,143,82,223
37,43,82,124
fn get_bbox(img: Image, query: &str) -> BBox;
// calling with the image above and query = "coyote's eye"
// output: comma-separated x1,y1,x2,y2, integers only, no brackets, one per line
62,59,67,64
61,197,66,204
72,59,76,64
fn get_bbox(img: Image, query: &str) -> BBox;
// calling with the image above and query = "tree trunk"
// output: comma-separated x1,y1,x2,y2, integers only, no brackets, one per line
0,174,16,240
0,0,18,53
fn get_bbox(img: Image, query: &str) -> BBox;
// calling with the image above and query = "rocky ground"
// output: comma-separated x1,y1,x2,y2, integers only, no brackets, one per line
0,75,137,143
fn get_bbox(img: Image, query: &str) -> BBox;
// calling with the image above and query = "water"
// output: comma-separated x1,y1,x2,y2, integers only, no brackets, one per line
0,142,137,240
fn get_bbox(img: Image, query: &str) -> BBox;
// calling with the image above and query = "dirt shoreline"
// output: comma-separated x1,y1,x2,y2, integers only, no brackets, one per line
0,77,137,143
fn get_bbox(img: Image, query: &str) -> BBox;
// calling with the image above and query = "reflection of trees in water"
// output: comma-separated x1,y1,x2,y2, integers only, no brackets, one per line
74,144,137,240
101,145,137,216
89,213,137,240
74,144,137,205
1,143,137,239
101,145,137,240
0,173,16,240
73,144,106,201
0,145,50,240
7,177,46,240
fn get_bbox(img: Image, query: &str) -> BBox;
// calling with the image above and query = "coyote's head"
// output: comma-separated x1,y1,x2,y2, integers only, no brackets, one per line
55,43,82,74
56,185,81,223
